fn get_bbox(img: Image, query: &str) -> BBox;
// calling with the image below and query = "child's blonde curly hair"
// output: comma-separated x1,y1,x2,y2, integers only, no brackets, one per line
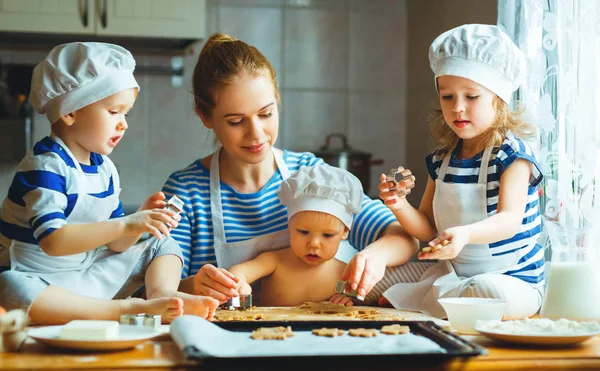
429,96,536,154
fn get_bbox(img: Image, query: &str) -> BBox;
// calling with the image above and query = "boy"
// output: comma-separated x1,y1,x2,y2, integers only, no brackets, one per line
0,42,218,325
228,164,363,306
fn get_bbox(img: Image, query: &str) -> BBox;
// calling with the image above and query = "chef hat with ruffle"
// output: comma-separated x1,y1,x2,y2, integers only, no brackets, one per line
30,42,139,124
429,24,526,103
278,163,363,228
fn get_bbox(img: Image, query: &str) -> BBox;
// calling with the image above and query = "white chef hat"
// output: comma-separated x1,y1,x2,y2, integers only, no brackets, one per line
429,24,526,103
30,42,139,124
278,163,363,229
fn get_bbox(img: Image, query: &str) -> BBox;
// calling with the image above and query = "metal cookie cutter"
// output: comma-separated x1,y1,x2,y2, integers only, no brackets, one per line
219,294,253,311
334,280,365,301
165,195,184,214
386,167,415,197
120,313,161,329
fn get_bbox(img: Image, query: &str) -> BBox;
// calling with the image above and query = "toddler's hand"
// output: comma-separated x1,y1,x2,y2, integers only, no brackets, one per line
378,167,415,211
418,226,469,260
122,208,181,240
329,293,354,307
138,192,167,212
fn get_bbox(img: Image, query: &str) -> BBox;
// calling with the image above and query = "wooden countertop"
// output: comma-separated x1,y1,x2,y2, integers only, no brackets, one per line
3,331,600,370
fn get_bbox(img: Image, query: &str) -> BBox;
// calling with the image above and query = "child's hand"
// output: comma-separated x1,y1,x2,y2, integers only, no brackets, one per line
122,209,181,240
329,293,354,307
378,168,414,211
138,192,167,212
417,226,469,260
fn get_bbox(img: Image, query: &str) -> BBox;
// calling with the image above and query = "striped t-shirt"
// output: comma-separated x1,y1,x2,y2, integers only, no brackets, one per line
425,134,545,287
0,136,123,268
162,150,397,278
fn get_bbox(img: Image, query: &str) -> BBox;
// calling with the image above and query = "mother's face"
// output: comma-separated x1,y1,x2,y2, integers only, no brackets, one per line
202,73,279,165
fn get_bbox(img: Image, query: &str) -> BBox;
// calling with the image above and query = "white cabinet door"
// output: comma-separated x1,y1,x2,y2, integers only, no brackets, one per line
0,0,95,34
96,0,205,39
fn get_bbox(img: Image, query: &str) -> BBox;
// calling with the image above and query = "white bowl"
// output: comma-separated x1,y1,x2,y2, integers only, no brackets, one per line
438,297,508,335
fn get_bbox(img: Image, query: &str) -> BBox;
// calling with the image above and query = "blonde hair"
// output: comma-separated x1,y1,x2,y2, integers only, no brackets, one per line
429,96,536,154
192,33,279,119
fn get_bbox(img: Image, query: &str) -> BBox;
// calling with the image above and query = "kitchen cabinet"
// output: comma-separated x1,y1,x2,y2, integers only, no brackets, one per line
0,0,206,39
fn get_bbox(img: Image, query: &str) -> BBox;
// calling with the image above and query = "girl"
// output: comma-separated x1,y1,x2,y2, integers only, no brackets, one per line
162,33,418,304
374,24,545,320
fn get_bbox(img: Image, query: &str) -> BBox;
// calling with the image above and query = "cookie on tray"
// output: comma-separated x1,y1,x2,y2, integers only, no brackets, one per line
312,328,346,337
348,328,378,337
251,326,294,340
381,324,410,335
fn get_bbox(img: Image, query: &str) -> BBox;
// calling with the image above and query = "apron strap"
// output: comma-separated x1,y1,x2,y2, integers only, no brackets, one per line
478,147,493,184
210,147,291,247
438,153,451,180
50,134,84,173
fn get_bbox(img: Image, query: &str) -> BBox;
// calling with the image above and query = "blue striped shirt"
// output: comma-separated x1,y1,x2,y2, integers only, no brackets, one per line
162,150,397,278
0,136,123,250
425,134,545,287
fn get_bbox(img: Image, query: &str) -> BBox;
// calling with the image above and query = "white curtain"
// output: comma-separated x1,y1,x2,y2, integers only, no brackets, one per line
498,0,600,230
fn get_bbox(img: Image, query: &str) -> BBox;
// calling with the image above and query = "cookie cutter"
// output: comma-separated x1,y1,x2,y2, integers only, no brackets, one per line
119,313,161,329
334,280,365,301
386,167,415,197
219,294,253,311
165,195,184,214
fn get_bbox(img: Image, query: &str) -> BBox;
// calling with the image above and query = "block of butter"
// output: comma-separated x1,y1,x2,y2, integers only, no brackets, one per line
60,320,120,341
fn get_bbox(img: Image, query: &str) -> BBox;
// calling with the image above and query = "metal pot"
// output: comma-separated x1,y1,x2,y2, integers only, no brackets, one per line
313,133,383,195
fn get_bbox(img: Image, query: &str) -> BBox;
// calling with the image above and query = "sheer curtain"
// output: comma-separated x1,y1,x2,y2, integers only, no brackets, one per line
498,0,600,230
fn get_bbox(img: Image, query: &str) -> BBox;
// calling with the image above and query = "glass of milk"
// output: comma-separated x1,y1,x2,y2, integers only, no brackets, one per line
541,221,600,321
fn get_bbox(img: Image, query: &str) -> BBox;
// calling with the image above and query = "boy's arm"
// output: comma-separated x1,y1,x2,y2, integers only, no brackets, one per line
228,251,279,288
40,209,178,256
39,219,127,256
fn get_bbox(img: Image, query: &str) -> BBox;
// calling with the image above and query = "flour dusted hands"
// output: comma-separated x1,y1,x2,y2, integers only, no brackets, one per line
122,208,181,240
418,226,470,260
379,167,415,211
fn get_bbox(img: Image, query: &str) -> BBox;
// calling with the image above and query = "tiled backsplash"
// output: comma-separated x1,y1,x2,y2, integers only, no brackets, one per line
0,0,495,208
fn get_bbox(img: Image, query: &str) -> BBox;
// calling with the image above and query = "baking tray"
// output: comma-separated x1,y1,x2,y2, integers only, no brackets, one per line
173,317,487,369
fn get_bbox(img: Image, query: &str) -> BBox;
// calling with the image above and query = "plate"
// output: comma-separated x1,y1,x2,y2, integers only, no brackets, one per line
474,326,600,347
28,324,162,351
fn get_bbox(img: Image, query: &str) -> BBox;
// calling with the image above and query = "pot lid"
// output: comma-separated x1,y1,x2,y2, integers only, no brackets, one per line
314,133,370,156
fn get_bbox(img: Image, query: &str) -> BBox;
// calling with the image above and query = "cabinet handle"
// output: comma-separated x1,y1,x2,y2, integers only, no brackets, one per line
80,0,88,27
100,0,107,28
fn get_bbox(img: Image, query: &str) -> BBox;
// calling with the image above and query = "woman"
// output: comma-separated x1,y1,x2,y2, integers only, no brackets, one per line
162,33,418,304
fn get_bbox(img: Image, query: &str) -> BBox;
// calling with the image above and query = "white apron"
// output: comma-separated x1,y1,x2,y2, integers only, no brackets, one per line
10,135,147,300
383,147,520,318
210,147,356,270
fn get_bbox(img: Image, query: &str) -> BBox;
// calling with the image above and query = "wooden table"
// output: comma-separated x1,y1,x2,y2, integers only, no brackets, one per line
3,333,600,370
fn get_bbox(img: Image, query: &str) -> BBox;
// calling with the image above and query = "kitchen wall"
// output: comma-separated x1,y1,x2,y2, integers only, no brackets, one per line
0,0,496,209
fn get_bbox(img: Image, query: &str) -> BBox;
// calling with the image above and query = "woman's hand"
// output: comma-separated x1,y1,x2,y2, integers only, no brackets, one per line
418,226,469,260
329,293,354,306
138,192,167,212
340,248,387,298
378,167,415,211
192,264,240,303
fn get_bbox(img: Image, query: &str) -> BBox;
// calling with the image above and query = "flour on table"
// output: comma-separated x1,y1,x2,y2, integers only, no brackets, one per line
476,318,600,336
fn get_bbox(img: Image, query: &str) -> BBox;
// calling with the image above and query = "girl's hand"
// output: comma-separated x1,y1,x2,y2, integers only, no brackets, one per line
378,167,415,211
122,208,181,240
417,226,469,260
193,264,240,303
138,192,167,212
329,293,354,306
